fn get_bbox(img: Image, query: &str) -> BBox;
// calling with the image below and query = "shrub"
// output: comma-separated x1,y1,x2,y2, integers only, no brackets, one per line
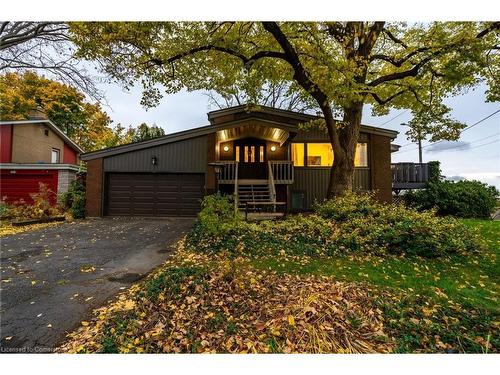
313,192,380,221
60,180,86,219
404,180,499,219
4,183,62,220
187,193,482,259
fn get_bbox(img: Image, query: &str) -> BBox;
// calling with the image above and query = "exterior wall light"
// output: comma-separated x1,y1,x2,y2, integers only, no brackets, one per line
270,145,277,152
151,156,158,166
223,145,230,152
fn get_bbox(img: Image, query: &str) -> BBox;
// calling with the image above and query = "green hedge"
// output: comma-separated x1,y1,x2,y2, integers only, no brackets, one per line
404,180,498,219
187,193,482,258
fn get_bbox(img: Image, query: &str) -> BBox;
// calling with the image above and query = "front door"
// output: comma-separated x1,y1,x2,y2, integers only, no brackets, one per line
235,138,266,179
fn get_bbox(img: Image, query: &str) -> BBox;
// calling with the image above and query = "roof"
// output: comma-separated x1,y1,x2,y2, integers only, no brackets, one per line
0,119,84,154
81,106,399,161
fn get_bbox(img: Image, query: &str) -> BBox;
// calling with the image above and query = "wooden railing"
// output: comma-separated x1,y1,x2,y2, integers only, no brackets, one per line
267,161,277,204
218,161,238,183
391,162,429,190
269,160,294,184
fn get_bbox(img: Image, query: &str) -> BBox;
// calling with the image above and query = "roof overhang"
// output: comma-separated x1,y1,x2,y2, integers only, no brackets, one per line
0,163,83,172
0,119,84,154
81,117,299,161
81,106,399,161
391,144,401,153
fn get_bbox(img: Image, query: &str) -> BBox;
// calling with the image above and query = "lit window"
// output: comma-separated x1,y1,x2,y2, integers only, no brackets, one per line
51,148,60,163
307,143,334,167
355,143,368,167
250,146,255,163
235,146,240,162
259,145,264,162
291,143,304,166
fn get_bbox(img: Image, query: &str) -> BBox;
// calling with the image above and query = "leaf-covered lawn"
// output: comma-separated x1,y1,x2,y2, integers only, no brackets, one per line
0,220,64,237
251,219,499,311
59,219,499,353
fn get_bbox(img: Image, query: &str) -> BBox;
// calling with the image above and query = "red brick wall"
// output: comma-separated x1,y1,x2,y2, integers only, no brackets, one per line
85,158,103,217
0,124,13,162
370,134,393,203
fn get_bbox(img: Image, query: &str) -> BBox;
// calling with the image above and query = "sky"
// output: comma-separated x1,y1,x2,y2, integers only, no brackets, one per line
98,82,500,190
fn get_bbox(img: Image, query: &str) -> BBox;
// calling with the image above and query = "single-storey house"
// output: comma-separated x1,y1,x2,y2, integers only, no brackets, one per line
0,110,84,204
81,105,399,217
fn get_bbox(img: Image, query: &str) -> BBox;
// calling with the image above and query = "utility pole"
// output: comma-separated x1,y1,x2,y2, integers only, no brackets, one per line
415,128,423,164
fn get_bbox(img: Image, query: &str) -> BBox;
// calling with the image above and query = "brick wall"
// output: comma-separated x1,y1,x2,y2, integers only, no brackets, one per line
370,134,393,203
57,169,77,195
85,158,103,217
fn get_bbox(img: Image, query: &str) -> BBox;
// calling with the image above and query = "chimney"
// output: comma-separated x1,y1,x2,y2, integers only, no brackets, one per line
28,106,48,120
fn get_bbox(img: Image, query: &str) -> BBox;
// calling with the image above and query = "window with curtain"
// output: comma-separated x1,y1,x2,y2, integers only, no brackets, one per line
355,143,368,167
291,143,304,166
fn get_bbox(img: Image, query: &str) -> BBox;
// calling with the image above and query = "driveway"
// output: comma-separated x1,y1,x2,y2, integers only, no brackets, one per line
0,217,194,353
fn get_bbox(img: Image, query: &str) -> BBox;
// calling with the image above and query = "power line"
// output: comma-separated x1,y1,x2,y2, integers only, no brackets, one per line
380,110,407,126
424,132,500,152
398,109,500,152
465,138,500,151
395,108,500,153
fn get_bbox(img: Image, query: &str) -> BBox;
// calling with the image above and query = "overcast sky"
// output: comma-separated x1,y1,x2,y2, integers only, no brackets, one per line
98,82,500,190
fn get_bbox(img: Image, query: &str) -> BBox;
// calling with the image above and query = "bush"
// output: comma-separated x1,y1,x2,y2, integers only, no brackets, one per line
60,180,86,219
404,180,499,219
187,193,482,259
3,183,63,220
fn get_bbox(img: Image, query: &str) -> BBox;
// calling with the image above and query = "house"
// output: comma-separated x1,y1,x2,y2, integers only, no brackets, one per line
81,105,400,217
0,110,84,204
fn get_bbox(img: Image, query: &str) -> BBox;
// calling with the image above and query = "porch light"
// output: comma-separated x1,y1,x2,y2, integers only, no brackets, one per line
223,145,230,152
151,156,157,166
270,145,277,152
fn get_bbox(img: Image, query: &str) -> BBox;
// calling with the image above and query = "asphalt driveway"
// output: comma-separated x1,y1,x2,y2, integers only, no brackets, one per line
0,217,194,353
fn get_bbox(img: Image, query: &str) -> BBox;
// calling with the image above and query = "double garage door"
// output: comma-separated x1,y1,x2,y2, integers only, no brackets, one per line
105,173,205,217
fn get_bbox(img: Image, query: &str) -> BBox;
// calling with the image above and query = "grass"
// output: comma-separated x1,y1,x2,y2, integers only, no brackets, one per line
60,219,499,354
251,219,499,311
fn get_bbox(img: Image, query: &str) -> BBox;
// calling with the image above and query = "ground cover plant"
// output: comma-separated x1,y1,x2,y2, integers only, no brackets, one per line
60,194,498,353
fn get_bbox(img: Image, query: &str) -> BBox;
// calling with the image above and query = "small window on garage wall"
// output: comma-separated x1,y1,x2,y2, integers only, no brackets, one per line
51,148,60,163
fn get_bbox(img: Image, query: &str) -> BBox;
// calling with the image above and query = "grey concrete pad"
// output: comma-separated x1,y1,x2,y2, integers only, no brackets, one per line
0,217,194,352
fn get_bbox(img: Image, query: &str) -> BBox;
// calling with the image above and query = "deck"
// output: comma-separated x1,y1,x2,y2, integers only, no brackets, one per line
392,162,430,192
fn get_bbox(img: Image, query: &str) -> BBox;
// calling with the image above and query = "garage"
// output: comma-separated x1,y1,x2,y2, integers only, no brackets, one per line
0,169,58,204
105,173,205,217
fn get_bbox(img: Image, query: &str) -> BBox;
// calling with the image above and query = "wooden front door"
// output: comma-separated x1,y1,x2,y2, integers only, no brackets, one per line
235,138,266,179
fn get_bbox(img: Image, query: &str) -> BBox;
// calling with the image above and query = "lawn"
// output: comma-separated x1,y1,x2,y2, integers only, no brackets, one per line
251,219,499,311
59,218,499,354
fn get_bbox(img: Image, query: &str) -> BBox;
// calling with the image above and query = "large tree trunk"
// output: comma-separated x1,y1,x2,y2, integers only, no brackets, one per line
324,101,364,199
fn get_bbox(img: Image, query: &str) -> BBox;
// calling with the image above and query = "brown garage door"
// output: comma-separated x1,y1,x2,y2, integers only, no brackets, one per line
105,173,205,216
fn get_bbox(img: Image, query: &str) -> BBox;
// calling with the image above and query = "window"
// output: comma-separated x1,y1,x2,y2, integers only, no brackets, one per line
235,146,240,162
355,143,368,167
51,148,60,163
307,143,334,167
259,145,264,162
292,142,368,167
291,143,305,166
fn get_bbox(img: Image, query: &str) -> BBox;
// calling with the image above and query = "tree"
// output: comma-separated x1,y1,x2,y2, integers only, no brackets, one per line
0,22,101,101
69,22,499,197
0,71,115,151
206,80,317,113
130,122,166,142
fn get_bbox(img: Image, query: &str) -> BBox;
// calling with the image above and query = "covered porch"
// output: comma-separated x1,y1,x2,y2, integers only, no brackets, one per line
211,122,295,213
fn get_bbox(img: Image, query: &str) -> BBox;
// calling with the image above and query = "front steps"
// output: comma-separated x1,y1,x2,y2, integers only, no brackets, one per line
237,180,273,209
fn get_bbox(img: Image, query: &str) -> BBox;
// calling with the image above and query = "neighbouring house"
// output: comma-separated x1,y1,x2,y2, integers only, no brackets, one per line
0,110,84,205
81,105,421,218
